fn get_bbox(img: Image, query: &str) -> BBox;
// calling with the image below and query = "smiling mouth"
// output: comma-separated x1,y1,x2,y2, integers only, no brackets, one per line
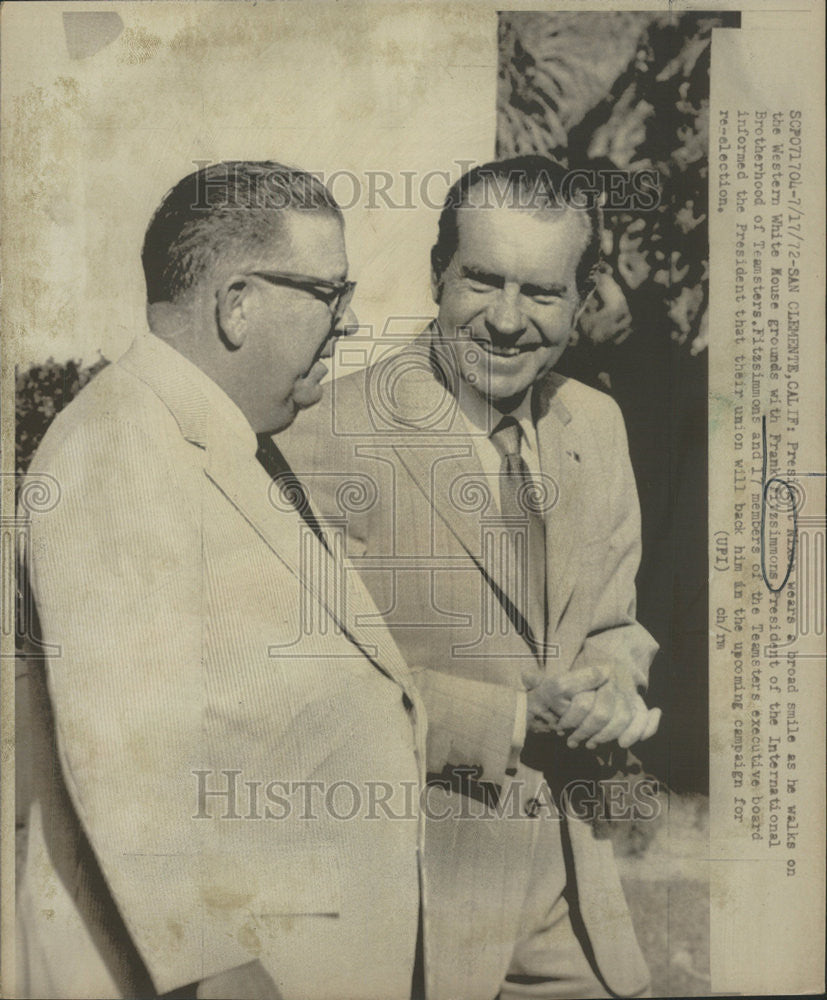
472,339,541,358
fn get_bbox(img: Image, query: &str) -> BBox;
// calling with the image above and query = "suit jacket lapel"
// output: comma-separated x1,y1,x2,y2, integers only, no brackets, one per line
391,438,488,562
387,332,532,601
204,435,417,695
383,331,544,661
119,334,415,694
534,374,583,655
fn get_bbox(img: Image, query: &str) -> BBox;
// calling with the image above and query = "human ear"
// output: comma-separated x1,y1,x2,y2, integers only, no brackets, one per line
430,267,444,306
216,276,251,349
431,267,445,305
572,285,595,327
430,241,449,305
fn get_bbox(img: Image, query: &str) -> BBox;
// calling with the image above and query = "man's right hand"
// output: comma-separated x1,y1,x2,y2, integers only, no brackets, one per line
196,961,282,1000
523,665,610,737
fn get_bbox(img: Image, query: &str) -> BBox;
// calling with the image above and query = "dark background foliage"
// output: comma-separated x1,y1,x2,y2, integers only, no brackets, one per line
498,10,740,792
16,357,109,483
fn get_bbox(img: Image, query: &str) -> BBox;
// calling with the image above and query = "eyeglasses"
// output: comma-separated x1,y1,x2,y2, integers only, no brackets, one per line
247,270,356,327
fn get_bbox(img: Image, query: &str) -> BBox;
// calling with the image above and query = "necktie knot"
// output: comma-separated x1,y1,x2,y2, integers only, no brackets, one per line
490,415,522,459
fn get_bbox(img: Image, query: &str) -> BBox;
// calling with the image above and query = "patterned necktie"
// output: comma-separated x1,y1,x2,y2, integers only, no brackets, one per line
255,435,329,552
489,416,547,650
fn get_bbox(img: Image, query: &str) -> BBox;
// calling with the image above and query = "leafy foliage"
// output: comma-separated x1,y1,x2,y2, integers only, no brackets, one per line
498,11,738,358
15,358,109,482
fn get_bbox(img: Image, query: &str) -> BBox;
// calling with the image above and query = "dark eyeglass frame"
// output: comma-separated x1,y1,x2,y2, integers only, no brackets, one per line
246,270,356,325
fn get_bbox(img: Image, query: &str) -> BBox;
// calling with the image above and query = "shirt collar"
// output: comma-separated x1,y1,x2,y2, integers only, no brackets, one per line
125,333,258,459
195,362,259,461
456,382,537,452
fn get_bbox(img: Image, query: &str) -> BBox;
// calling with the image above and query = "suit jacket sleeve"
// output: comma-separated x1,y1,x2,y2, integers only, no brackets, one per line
27,417,259,993
410,668,526,782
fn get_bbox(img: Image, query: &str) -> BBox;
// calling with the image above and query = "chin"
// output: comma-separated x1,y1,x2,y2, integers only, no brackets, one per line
293,389,324,412
267,401,299,436
292,374,326,410
488,362,563,401
465,370,534,403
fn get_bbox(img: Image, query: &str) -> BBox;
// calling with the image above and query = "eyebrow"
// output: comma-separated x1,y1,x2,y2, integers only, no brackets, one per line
461,265,504,287
460,265,567,297
522,280,567,297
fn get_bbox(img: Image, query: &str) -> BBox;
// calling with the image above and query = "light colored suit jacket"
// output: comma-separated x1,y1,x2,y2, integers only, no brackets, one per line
16,334,429,1000
279,329,659,999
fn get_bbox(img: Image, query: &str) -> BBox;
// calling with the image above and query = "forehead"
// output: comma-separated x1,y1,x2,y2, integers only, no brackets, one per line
281,210,347,278
454,204,589,283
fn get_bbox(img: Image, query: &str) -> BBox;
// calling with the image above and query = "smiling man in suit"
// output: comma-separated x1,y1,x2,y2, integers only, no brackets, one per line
16,161,432,1000
279,156,661,999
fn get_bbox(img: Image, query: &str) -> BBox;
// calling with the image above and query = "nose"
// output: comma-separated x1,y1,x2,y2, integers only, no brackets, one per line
321,305,359,359
338,304,359,335
485,286,526,339
332,305,359,342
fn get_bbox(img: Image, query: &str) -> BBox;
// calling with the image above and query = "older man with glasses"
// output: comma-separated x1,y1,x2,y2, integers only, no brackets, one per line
17,161,431,1000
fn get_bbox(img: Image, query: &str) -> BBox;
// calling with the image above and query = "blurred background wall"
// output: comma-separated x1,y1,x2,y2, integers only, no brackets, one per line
3,1,497,369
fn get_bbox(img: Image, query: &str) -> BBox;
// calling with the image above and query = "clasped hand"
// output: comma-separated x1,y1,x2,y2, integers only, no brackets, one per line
523,664,661,751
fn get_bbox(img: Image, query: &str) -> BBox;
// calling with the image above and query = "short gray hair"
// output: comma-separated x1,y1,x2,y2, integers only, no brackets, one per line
142,161,341,303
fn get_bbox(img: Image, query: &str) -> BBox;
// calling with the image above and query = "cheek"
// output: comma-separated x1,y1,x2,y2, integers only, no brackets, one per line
439,289,479,327
536,345,565,374
277,329,316,380
455,341,486,379
539,309,577,345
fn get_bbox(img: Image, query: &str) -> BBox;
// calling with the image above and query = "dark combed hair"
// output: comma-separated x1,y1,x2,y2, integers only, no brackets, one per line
431,155,602,299
142,161,341,304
